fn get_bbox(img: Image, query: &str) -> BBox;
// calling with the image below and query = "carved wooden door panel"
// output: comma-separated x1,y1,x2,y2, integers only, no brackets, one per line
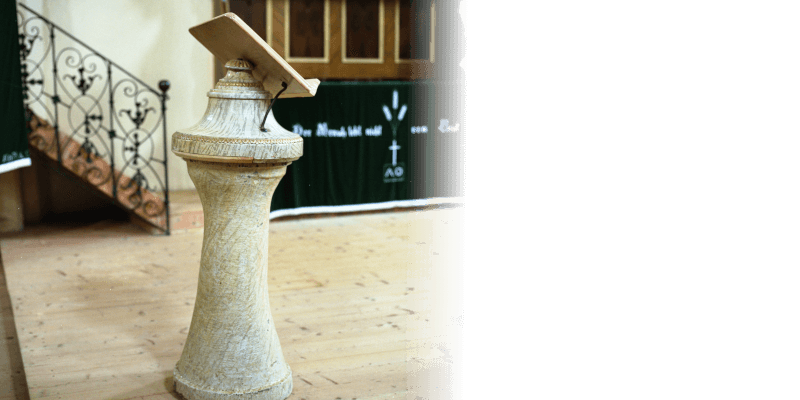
215,0,435,80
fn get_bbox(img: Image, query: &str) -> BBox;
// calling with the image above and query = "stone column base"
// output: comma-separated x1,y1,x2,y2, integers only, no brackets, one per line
174,368,293,400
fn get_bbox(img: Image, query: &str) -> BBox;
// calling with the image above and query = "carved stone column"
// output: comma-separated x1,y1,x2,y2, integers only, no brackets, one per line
171,59,300,400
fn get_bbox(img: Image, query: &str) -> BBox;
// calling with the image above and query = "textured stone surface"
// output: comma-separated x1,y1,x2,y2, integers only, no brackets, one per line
171,60,303,163
173,161,292,400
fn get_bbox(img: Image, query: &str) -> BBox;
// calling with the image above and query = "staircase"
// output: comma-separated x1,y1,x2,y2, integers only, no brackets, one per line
17,3,171,234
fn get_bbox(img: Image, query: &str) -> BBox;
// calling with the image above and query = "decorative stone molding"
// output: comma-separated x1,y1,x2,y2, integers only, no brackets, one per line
171,61,303,163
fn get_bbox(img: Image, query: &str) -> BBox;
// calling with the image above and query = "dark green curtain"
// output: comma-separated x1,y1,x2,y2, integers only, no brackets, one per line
270,80,463,212
0,1,30,173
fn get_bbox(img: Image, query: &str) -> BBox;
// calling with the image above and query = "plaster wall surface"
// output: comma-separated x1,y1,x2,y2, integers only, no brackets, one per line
18,0,214,191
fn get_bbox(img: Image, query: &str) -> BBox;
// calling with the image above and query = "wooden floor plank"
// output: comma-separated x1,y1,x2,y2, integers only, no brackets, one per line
0,248,29,400
0,193,462,399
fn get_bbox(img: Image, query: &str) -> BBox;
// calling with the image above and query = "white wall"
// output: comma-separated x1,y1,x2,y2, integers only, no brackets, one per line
18,0,214,191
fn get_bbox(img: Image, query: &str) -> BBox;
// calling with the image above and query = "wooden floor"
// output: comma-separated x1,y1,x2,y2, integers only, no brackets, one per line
0,191,463,399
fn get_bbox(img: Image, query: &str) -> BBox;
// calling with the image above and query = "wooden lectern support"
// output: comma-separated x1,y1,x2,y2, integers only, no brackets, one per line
171,14,319,400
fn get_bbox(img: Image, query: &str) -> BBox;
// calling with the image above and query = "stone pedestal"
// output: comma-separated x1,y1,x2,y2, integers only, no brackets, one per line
171,59,301,400
173,161,292,400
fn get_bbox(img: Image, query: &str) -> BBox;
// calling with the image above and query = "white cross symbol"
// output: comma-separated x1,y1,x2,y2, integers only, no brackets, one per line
389,140,401,166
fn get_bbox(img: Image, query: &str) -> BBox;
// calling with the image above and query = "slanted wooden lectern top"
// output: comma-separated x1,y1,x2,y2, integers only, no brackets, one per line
171,13,318,400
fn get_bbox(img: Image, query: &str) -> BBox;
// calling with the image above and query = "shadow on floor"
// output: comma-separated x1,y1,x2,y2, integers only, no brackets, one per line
0,247,30,400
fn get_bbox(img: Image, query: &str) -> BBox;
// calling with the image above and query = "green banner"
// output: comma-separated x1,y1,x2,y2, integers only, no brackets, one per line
270,81,462,213
1,1,30,174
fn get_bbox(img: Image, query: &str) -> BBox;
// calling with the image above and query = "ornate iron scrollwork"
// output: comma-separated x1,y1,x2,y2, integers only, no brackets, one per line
119,100,155,129
17,4,171,234
64,66,101,95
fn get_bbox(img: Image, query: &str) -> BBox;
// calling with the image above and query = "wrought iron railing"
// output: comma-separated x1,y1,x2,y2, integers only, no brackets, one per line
17,3,171,234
